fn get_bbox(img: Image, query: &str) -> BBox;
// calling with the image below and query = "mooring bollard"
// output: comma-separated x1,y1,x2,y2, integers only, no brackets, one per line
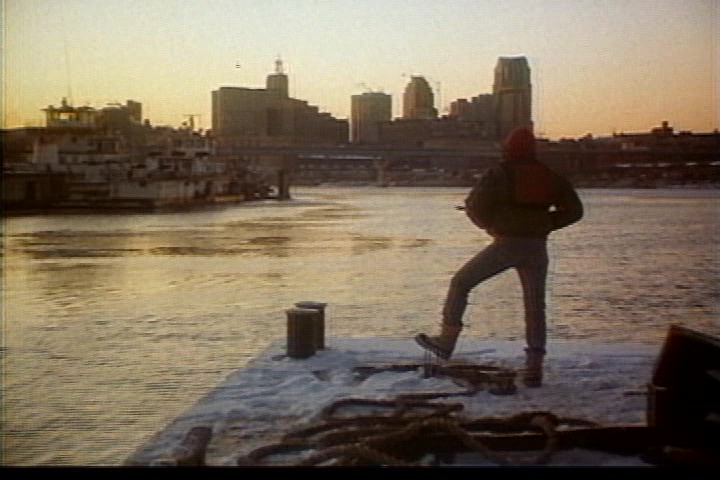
286,307,319,359
294,301,327,350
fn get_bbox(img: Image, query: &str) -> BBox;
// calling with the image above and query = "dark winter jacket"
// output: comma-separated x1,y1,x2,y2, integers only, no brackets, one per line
464,160,584,238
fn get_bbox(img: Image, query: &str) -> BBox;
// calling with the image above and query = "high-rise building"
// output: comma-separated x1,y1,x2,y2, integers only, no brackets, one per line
402,76,437,120
266,58,289,99
493,56,532,140
448,93,496,139
211,61,348,147
351,91,392,144
125,100,142,124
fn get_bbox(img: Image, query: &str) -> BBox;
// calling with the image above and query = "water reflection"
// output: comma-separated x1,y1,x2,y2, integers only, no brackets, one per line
7,208,429,261
31,263,110,299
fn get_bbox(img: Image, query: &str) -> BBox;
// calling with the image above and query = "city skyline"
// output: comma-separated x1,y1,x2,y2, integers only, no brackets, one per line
3,0,718,139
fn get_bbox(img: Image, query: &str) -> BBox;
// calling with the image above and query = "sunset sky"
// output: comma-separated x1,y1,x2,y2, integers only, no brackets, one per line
3,0,718,139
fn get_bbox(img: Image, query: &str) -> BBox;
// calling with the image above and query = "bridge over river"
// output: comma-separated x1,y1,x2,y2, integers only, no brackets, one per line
218,143,503,197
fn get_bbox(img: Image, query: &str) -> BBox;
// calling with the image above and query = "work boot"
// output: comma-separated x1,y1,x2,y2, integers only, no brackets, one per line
415,323,463,360
523,348,546,388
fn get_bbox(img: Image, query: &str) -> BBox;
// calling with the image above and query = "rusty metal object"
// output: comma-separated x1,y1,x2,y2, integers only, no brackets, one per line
647,324,720,452
294,301,328,350
285,307,320,359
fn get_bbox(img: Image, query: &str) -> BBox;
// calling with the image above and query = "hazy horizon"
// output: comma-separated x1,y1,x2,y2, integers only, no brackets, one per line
3,0,718,139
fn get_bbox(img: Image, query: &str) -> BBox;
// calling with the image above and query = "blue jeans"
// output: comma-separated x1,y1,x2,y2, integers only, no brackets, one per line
442,237,549,351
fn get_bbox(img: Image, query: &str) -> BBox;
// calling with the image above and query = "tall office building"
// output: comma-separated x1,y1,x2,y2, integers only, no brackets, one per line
266,58,289,99
351,91,392,144
402,76,437,120
448,93,496,139
493,56,532,140
211,61,348,146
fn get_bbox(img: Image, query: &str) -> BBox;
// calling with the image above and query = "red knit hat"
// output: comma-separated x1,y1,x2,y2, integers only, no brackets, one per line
502,127,536,161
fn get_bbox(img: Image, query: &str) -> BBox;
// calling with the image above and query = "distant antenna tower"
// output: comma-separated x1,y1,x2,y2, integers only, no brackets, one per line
183,114,201,131
60,11,74,106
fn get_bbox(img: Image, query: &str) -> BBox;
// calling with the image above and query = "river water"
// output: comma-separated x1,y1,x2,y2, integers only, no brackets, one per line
2,186,719,466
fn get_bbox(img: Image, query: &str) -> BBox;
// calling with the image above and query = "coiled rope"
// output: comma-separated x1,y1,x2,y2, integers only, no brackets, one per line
235,362,598,466
238,404,598,466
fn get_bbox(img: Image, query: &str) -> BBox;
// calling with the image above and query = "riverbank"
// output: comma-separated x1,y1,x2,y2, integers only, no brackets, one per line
5,179,719,217
299,179,720,189
571,178,720,190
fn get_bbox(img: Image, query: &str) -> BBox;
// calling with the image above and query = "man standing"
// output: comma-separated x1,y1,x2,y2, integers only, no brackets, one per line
415,127,584,387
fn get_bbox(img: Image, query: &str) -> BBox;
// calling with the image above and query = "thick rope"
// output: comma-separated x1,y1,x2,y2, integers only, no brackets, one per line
240,407,577,466
236,363,596,466
297,443,413,467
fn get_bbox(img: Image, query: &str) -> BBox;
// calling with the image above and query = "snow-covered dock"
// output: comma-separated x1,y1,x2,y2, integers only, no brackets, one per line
124,337,671,467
